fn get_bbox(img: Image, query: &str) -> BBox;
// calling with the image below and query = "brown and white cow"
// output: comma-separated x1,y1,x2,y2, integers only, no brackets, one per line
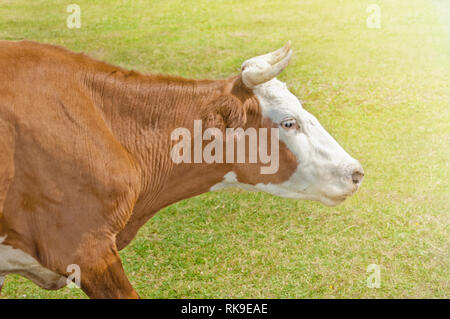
0,40,363,298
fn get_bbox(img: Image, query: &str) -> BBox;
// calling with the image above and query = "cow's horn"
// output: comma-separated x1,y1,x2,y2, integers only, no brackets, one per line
260,40,291,65
241,41,293,88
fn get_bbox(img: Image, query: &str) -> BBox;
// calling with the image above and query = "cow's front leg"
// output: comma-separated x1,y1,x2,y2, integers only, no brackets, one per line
116,218,142,251
77,244,139,299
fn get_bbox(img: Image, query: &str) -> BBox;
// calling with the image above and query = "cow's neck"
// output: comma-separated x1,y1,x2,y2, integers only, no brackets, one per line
86,71,239,221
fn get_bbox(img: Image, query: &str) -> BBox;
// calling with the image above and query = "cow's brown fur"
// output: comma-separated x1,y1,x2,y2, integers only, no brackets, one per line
0,41,297,298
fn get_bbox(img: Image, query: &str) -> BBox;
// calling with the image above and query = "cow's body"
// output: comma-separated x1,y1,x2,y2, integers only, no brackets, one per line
0,40,363,298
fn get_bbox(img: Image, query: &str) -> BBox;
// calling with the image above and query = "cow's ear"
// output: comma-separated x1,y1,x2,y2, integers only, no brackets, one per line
201,95,246,130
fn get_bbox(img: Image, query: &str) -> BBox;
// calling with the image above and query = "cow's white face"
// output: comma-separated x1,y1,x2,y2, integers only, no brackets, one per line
212,41,363,206
253,78,363,206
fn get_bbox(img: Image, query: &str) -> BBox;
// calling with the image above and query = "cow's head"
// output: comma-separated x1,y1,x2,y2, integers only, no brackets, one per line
212,41,364,206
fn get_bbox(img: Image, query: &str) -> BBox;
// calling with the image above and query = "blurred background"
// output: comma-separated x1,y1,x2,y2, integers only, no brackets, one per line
0,0,448,298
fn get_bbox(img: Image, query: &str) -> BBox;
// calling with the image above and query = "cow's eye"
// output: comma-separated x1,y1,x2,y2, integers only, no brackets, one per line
280,119,298,130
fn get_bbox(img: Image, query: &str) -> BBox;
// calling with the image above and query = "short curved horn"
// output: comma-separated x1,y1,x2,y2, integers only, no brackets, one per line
241,41,293,89
258,40,291,65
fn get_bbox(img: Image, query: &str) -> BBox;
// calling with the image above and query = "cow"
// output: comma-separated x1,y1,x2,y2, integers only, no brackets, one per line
0,40,363,298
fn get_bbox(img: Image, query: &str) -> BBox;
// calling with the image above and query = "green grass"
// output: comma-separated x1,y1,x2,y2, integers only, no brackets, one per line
0,0,449,298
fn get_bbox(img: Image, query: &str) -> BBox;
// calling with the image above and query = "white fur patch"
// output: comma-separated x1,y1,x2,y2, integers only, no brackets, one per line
211,78,361,206
252,79,360,205
210,171,296,197
210,171,258,192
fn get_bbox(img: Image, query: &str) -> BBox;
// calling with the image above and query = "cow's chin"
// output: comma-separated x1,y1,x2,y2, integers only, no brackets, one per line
317,195,347,207
278,190,349,207
271,189,347,206
299,194,348,207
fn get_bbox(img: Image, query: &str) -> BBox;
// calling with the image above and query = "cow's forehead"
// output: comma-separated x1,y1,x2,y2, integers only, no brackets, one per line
253,79,307,123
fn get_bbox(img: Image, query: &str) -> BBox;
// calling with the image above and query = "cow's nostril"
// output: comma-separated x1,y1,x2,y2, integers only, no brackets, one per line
352,169,364,185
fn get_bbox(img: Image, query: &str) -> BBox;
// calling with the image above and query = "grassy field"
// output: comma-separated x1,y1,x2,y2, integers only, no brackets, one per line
0,0,449,298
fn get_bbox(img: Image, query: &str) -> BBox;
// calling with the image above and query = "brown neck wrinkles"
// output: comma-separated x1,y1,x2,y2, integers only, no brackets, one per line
82,69,260,248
